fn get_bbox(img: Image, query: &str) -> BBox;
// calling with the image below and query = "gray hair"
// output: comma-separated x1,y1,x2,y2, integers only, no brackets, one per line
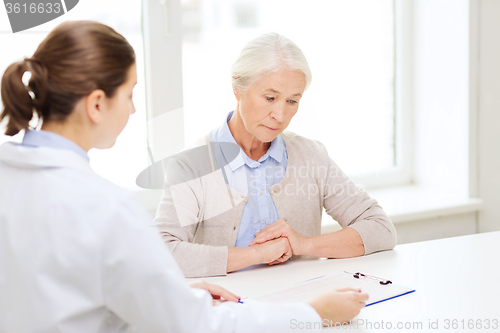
231,32,312,92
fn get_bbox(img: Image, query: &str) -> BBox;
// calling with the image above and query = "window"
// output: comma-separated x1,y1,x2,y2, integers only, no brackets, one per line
179,0,406,189
1,0,410,191
0,0,148,189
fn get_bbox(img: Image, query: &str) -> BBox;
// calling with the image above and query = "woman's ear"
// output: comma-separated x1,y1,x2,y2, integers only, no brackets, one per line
233,86,240,101
85,89,106,124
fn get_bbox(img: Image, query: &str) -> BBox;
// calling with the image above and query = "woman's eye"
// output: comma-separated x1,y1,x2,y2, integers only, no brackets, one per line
288,100,297,105
266,97,274,101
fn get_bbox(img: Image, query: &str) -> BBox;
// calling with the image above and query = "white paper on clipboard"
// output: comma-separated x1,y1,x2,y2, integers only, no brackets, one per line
247,271,415,306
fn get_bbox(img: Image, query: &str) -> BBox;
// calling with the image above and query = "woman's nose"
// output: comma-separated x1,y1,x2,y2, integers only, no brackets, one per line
271,103,286,122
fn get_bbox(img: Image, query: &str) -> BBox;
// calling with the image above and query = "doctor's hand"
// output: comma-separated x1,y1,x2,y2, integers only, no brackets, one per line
189,280,241,305
253,237,292,265
249,219,307,256
308,288,368,326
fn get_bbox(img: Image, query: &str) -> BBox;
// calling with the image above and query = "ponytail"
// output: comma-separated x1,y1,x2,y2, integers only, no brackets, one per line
1,59,37,136
0,21,135,136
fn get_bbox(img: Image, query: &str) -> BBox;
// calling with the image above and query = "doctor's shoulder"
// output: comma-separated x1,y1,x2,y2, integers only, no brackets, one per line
73,170,153,227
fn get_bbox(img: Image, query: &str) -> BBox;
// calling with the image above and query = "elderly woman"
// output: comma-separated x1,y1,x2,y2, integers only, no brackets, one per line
155,33,397,278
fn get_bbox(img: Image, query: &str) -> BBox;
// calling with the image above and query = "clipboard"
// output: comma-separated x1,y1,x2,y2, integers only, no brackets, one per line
247,271,415,306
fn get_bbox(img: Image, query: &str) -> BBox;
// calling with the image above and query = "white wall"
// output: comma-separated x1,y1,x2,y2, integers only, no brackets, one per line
394,213,476,244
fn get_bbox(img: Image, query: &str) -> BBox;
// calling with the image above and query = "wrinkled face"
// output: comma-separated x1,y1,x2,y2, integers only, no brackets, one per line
101,63,137,148
235,68,306,143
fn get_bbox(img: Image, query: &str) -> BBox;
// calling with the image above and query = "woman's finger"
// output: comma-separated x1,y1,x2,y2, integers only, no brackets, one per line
335,287,361,293
357,292,369,302
254,227,284,244
205,283,241,302
191,282,241,302
252,219,291,245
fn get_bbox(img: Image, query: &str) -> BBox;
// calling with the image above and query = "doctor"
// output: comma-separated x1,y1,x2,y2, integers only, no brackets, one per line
0,21,367,332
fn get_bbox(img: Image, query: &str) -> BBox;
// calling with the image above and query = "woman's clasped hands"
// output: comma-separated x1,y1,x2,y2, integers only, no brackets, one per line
249,218,307,265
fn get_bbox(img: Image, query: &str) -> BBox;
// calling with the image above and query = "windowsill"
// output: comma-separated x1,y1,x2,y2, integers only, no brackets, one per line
133,185,484,230
321,185,483,234
369,185,483,224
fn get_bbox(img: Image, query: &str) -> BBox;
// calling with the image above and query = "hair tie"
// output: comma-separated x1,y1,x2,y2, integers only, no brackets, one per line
22,59,36,100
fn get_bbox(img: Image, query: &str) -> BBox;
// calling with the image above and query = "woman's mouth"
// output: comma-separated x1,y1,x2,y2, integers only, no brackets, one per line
263,125,278,131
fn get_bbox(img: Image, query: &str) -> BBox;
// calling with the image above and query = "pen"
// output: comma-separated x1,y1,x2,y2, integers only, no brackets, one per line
238,299,244,304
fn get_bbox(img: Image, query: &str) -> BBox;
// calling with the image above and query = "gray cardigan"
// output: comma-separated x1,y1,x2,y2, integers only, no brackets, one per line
154,131,397,278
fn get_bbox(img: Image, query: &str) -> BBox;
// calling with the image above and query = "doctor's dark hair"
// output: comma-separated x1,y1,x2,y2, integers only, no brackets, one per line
0,20,135,136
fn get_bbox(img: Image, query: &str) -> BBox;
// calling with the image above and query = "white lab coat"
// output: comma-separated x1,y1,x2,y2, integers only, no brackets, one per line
0,143,321,333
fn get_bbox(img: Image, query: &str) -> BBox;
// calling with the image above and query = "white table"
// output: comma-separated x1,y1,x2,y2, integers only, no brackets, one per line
196,231,500,332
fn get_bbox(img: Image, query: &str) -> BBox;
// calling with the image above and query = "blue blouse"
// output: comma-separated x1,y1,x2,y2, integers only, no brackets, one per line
211,112,288,247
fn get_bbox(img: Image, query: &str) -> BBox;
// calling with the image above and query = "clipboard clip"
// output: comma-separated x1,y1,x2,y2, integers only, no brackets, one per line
353,272,392,285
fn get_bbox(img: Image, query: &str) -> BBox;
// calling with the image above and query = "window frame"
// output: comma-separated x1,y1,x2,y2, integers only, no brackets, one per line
143,0,414,191
142,0,185,165
349,0,414,190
